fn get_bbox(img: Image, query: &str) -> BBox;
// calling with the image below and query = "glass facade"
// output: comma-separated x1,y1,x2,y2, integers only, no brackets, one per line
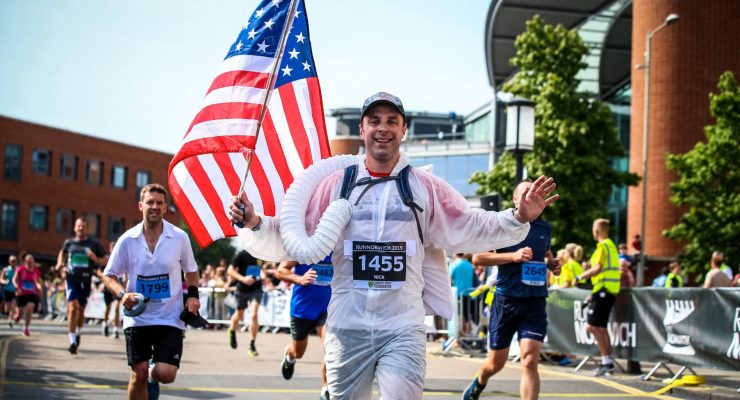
408,153,489,197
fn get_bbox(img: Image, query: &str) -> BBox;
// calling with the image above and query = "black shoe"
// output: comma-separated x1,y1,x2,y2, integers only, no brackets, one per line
319,388,330,400
68,343,78,355
248,343,259,357
594,363,615,377
102,323,109,337
461,376,486,400
75,335,81,348
148,379,160,400
281,351,295,380
228,328,237,349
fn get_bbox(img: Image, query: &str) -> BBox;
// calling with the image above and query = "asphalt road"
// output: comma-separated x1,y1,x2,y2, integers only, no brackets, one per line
0,320,727,399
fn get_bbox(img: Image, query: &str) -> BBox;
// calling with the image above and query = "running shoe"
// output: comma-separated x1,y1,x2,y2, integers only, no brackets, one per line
102,322,109,337
22,328,30,337
281,349,295,380
7,320,12,329
228,328,237,349
248,343,259,357
68,343,78,354
114,329,120,340
319,387,330,400
461,376,486,400
147,379,160,400
594,363,615,377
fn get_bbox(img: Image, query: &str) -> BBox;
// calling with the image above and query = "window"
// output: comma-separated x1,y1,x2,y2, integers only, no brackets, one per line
84,213,100,238
59,154,78,181
86,160,103,185
111,165,127,189
3,144,22,182
32,149,52,175
108,217,125,240
0,201,19,239
135,170,151,200
29,204,48,230
56,208,75,234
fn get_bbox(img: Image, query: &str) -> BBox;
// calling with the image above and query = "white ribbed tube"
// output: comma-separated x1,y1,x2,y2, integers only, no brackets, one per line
280,155,357,264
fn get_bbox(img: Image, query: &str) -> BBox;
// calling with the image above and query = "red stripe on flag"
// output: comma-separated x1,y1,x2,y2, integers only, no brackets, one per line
168,168,213,248
171,135,257,170
278,84,312,169
213,153,242,195
247,155,276,216
182,157,237,238
306,77,330,158
261,112,294,191
186,102,262,134
207,70,269,95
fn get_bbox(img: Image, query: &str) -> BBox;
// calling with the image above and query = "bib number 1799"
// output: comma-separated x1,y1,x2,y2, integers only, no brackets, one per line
356,255,404,272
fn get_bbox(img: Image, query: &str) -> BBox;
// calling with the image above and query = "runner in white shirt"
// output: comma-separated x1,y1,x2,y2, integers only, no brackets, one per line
103,183,200,400
229,92,559,400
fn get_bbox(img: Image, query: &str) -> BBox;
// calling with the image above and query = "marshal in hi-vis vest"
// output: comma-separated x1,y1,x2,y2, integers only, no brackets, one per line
590,238,620,295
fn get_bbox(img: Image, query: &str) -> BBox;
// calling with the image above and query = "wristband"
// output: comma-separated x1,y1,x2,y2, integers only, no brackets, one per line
187,285,199,299
250,216,263,231
117,289,126,300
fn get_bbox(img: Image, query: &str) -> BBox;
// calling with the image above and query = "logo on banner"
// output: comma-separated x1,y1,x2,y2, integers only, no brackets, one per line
662,299,696,355
572,300,636,348
727,308,740,359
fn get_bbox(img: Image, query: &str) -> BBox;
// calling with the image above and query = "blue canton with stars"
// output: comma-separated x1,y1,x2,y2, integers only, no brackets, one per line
225,0,318,88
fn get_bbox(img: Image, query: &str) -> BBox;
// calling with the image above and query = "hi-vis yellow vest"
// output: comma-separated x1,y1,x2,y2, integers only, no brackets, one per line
665,272,684,288
590,239,620,294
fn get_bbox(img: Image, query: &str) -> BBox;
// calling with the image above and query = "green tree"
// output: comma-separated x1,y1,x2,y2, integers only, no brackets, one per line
471,16,639,250
664,71,740,277
181,223,237,269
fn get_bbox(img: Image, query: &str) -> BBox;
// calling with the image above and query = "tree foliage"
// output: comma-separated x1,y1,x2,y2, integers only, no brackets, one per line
471,16,639,250
664,71,740,276
181,222,237,269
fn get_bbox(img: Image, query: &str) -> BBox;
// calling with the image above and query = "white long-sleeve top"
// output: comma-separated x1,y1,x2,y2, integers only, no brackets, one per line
240,153,529,330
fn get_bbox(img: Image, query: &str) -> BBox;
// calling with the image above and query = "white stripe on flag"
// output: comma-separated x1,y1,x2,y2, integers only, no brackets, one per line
254,126,291,202
266,90,305,176
185,119,259,144
292,79,321,163
172,162,223,240
201,86,266,108
218,54,275,75
228,153,265,215
197,154,236,217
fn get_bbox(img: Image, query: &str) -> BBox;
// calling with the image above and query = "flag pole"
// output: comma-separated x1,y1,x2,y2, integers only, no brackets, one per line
235,0,300,225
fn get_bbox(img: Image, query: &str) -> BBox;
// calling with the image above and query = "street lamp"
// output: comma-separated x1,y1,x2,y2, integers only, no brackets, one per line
504,98,535,183
636,13,679,287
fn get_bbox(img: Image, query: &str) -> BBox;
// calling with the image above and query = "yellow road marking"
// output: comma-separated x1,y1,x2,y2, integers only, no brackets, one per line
450,356,681,400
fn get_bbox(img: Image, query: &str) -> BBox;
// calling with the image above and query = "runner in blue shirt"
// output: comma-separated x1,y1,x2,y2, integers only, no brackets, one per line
463,180,561,400
276,256,332,400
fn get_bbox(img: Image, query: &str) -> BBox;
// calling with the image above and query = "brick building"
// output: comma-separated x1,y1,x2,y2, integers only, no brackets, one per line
0,115,179,264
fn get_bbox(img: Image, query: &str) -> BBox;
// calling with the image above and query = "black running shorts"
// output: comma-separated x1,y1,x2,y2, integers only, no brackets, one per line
124,325,184,367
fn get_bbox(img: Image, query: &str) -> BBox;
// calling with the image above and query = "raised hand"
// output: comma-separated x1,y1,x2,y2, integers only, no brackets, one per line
514,175,559,223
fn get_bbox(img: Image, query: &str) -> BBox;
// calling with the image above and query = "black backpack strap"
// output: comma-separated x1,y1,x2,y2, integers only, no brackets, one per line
339,165,358,200
396,165,425,245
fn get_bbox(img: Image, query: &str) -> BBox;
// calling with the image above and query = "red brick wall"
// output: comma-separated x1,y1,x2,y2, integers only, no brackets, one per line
0,116,180,262
628,0,740,258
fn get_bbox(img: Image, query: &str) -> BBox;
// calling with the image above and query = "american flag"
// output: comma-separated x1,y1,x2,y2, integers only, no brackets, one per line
168,0,330,248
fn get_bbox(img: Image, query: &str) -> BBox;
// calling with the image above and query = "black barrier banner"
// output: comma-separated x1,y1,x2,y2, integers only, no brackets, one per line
543,288,740,371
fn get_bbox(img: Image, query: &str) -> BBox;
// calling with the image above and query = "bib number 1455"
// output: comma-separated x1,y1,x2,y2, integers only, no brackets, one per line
356,255,404,272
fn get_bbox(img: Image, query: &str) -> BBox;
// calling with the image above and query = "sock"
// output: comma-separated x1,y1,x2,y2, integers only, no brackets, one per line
321,385,328,394
69,333,77,345
602,356,613,365
285,352,296,364
250,340,255,348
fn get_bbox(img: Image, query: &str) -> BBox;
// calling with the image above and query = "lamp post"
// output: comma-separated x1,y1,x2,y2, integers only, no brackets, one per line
636,13,679,287
504,99,535,183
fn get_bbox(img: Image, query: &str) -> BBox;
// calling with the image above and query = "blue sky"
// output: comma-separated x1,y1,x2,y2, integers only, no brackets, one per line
0,0,492,154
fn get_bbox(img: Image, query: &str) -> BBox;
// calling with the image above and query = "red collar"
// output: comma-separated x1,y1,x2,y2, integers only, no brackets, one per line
367,169,391,178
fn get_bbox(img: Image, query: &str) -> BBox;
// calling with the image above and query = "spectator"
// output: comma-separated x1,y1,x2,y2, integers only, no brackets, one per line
665,262,684,288
619,259,635,289
550,249,575,288
200,264,215,287
212,266,227,322
704,255,731,288
449,253,475,336
732,271,740,287
631,234,641,255
565,243,588,289
618,243,633,264
651,267,669,287
710,251,733,280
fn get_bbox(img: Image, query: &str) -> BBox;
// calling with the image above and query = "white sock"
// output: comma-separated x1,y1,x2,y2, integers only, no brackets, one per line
69,333,77,344
285,352,296,364
321,385,328,394
602,356,613,365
